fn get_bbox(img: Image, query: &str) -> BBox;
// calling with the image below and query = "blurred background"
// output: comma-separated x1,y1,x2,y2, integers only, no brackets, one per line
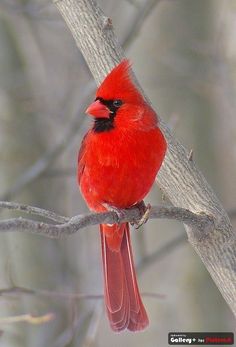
0,0,235,346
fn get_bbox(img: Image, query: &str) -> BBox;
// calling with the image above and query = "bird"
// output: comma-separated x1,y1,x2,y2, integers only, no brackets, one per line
77,60,167,332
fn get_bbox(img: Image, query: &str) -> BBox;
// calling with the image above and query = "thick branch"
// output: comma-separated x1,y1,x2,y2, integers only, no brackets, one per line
52,0,236,316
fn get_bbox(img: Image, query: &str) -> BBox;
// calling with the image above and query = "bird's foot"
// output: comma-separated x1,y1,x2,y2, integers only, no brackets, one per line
102,203,126,224
132,201,152,229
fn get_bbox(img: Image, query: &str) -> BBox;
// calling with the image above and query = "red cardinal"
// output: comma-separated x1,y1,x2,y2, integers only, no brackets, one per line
77,60,167,332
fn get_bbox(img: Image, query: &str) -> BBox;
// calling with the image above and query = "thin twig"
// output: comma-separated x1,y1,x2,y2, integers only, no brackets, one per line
0,201,69,223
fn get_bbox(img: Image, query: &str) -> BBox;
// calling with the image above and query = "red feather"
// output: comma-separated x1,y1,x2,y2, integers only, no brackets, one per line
100,223,148,332
78,60,167,331
96,60,142,105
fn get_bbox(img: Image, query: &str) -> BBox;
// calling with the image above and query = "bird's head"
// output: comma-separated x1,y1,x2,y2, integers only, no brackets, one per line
86,60,156,132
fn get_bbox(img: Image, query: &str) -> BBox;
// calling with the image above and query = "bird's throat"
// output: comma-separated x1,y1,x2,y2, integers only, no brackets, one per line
93,117,115,133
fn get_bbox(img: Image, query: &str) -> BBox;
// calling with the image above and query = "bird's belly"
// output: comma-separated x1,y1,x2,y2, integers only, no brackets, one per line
80,153,161,211
79,127,166,212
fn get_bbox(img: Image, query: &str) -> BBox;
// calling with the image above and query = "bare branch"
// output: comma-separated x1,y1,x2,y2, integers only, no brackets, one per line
0,201,69,223
0,201,215,239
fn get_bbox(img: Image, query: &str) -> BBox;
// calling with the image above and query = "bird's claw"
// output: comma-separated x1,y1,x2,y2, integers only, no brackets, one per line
102,201,152,228
102,203,126,224
133,202,152,229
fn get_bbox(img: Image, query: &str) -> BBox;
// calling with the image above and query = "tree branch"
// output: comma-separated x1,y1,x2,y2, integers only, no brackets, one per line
0,201,69,223
0,201,214,239
52,0,236,316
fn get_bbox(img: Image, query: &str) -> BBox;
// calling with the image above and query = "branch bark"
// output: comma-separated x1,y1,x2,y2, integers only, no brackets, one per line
0,201,213,239
52,0,236,316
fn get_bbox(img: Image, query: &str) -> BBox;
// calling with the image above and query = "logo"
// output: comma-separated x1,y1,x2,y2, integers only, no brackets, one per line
168,332,234,345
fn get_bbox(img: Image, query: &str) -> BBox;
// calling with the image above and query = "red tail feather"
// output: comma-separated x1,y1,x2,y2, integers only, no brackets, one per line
100,223,149,332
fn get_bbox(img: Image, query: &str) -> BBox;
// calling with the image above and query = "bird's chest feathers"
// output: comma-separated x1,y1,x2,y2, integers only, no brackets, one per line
90,129,138,168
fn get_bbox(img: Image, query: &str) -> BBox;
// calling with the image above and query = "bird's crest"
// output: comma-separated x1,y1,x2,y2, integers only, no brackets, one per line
96,60,144,104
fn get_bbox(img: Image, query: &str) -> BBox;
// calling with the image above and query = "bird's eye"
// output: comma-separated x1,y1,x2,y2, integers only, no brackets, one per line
113,99,122,108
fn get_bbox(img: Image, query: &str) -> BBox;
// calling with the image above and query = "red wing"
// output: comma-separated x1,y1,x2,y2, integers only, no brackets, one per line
77,133,88,184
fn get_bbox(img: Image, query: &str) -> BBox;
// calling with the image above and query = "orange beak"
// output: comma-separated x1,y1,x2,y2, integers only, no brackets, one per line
86,100,110,119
